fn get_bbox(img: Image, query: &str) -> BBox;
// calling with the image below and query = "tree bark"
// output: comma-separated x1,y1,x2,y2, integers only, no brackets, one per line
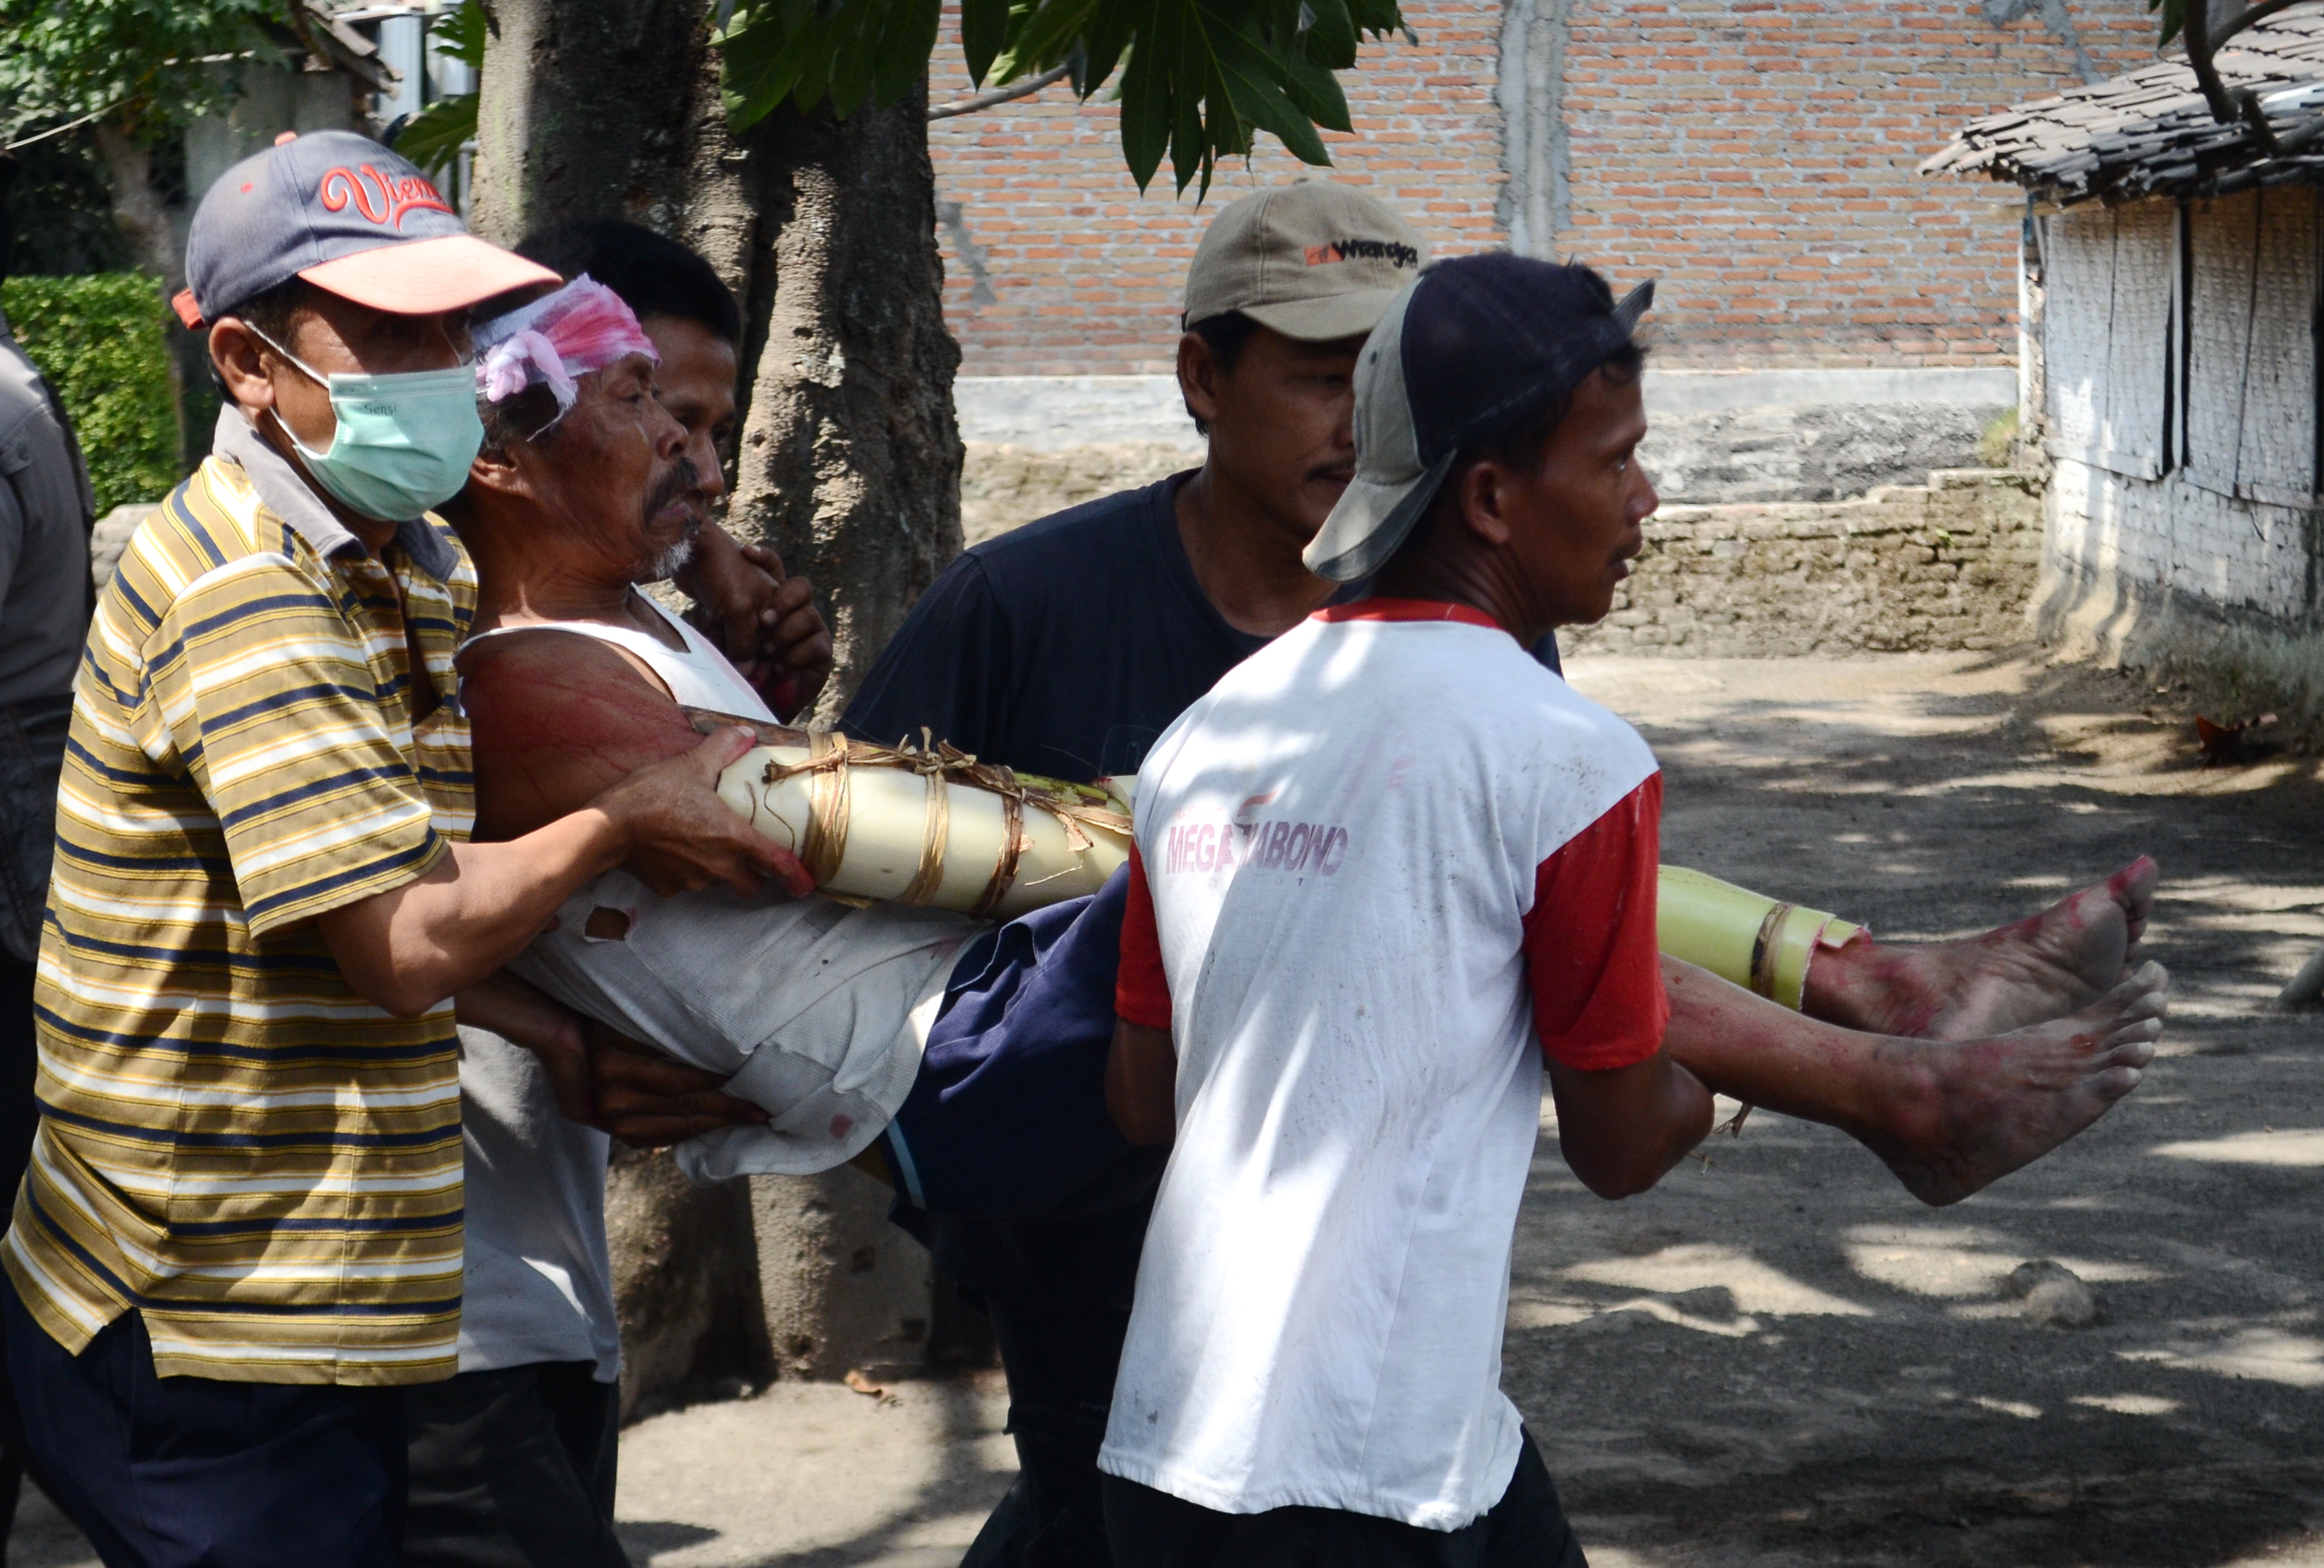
469,0,963,1397
469,0,711,246
721,90,965,720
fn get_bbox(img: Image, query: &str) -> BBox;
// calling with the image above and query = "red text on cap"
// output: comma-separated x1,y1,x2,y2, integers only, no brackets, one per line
318,164,454,229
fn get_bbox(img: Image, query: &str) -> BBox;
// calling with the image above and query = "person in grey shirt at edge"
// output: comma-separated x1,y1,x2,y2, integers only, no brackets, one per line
0,148,97,1548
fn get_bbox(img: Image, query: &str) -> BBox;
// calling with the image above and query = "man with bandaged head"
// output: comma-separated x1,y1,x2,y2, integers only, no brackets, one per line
1,134,801,1567
440,273,1156,1229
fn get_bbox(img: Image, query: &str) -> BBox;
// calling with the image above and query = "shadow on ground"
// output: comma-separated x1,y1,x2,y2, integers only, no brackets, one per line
30,651,2315,1568
1515,652,2324,1567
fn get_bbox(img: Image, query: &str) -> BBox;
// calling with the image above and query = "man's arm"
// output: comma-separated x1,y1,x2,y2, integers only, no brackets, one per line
456,970,768,1146
1526,775,1711,1196
323,627,825,1017
1547,1050,1712,1198
1107,842,1177,1144
460,627,737,839
1105,1019,1177,1146
676,522,834,720
318,723,797,1018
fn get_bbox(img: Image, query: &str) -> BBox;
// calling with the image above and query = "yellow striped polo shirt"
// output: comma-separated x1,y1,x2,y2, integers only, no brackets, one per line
6,423,476,1386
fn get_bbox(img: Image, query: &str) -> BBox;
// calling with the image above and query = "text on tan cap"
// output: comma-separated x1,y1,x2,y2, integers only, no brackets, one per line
1182,183,1427,345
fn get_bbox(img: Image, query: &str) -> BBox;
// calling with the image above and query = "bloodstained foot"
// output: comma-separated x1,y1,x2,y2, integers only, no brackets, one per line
1861,961,2169,1207
1809,857,2159,1041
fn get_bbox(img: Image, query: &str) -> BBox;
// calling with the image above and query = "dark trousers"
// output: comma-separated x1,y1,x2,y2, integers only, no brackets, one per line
404,1361,628,1568
1,1273,407,1567
937,1186,1158,1568
1102,1430,1588,1568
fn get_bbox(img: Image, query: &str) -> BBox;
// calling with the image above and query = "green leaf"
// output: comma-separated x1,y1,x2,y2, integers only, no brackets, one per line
721,0,941,123
1275,40,1349,132
2,275,178,510
824,0,882,114
1205,19,1326,165
1297,0,1359,69
1076,5,1134,93
432,0,487,71
1172,17,1217,194
961,0,1011,84
392,92,476,177
1118,1,1170,190
721,4,811,128
712,0,1405,193
2147,0,2184,48
1001,0,1101,77
873,0,942,105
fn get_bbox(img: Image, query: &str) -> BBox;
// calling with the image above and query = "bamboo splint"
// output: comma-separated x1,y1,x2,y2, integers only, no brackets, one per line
1655,866,1863,1012
684,707,1133,920
684,712,1864,1008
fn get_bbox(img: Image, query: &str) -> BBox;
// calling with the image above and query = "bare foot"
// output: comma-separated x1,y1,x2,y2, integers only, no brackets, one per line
1861,961,2169,1206
1806,857,2158,1040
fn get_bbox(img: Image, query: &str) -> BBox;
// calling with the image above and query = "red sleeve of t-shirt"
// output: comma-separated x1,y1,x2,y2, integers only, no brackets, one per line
1523,774,1668,1071
1115,841,1173,1028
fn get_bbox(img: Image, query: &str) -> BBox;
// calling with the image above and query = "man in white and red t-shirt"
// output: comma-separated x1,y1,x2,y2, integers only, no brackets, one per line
1096,256,2170,1564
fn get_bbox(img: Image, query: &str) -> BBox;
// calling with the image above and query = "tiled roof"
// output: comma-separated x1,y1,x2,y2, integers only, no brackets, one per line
1922,6,2324,204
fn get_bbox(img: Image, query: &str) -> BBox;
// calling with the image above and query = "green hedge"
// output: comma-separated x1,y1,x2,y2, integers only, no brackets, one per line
1,275,178,515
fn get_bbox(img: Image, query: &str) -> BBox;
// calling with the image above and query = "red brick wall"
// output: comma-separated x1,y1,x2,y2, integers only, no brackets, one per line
928,1,2165,375
1558,0,2157,367
927,1,1508,376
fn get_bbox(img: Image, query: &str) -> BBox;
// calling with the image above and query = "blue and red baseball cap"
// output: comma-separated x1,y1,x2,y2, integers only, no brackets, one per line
173,130,558,328
1303,253,1653,583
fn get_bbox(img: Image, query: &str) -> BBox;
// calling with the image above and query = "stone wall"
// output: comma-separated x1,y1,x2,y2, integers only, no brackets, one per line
1563,468,2042,658
955,367,2019,520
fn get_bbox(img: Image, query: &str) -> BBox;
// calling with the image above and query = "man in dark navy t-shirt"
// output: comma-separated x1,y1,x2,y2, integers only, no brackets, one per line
850,472,1263,783
845,186,2160,1568
845,468,1566,784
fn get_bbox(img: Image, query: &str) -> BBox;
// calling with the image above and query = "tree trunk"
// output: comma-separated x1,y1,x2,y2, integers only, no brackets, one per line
716,90,965,721
469,0,710,245
469,0,964,1398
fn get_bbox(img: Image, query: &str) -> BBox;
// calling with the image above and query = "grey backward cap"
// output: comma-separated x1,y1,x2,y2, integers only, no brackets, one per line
1303,258,1653,583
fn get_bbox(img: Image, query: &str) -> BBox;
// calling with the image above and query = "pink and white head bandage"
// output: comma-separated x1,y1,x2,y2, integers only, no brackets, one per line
472,274,660,426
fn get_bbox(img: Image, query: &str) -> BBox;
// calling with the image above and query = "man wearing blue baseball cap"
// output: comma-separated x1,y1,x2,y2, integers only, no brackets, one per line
1097,253,2172,1565
1,131,804,1568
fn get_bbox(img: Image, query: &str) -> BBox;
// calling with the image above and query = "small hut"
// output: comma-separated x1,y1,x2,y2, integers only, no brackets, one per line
1925,9,2324,659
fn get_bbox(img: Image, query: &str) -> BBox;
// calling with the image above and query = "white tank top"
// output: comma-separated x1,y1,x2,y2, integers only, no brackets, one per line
467,592,972,1185
465,596,775,721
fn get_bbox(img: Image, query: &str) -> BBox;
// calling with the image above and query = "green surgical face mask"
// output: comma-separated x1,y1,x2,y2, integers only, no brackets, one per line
251,327,484,521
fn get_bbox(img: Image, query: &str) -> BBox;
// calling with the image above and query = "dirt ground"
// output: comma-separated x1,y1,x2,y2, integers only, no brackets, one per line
14,649,2324,1568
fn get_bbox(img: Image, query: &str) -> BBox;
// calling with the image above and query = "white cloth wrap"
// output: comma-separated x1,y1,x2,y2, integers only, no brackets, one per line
507,873,974,1185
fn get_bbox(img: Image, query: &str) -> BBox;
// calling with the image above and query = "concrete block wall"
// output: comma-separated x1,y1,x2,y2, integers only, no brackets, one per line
952,366,2018,535
1562,466,2044,656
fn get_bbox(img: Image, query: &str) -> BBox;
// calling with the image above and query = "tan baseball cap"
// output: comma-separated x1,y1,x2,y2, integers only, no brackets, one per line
1183,183,1427,343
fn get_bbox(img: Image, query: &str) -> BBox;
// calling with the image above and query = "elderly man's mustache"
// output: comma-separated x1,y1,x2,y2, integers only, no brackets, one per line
643,456,703,528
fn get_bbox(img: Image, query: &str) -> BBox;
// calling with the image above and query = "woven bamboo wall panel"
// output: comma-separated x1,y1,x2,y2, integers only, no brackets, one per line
2042,201,2172,478
2187,187,2318,502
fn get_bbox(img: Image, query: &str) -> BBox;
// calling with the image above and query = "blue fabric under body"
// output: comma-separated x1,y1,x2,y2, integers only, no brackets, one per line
887,863,1133,1219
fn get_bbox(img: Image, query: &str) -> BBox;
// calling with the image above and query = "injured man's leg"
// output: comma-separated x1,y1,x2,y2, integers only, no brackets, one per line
466,630,2163,1214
